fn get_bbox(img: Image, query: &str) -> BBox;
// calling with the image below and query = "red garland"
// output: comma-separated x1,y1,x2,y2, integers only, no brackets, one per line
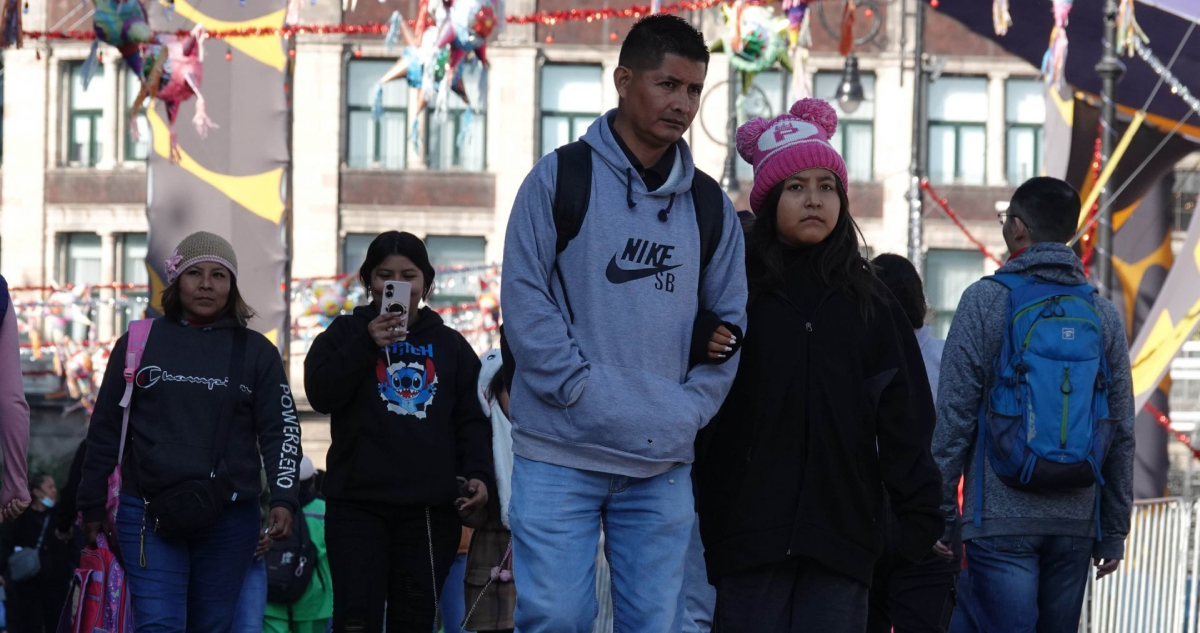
1145,401,1200,462
1080,131,1103,274
24,0,746,41
919,179,1004,267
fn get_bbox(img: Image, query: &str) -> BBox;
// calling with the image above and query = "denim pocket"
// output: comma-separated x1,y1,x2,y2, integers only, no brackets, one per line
973,535,1027,553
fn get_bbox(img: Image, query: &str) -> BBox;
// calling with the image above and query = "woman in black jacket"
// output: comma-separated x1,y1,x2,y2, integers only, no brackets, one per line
304,231,492,633
695,99,943,633
78,231,300,633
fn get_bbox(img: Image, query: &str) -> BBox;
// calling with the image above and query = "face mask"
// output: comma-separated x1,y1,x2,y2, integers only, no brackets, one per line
41,498,55,509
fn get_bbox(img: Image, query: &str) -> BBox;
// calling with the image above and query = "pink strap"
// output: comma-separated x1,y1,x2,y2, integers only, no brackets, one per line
117,320,153,466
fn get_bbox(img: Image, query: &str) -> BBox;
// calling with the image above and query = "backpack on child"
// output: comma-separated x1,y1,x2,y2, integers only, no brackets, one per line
58,319,151,633
265,506,317,604
975,274,1116,536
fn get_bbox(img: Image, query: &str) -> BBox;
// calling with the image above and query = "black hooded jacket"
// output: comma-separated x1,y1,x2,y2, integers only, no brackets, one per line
695,249,943,586
78,318,302,522
304,305,492,508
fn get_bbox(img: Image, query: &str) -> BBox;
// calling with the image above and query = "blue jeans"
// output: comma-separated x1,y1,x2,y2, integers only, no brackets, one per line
683,514,715,633
231,557,268,633
950,535,1093,633
115,493,261,633
509,456,695,633
441,553,472,633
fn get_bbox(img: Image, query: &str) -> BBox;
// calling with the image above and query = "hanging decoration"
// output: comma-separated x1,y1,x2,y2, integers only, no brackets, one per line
920,180,1005,267
82,0,154,89
781,0,813,50
992,0,1011,37
837,0,855,56
374,9,455,149
1146,402,1200,462
0,0,21,48
129,24,216,162
1041,0,1072,88
1115,0,1148,57
711,0,790,90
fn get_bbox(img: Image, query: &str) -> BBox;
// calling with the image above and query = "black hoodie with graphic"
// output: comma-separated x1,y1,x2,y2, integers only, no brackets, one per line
78,318,302,523
304,305,492,508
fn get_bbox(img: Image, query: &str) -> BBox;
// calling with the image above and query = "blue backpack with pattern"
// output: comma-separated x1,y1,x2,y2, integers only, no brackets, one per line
974,274,1116,536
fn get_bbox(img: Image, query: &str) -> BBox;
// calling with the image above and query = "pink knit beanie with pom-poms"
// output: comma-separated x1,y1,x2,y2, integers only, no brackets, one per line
736,98,849,214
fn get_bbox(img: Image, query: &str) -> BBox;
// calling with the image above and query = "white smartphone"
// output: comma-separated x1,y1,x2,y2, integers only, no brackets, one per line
382,280,412,339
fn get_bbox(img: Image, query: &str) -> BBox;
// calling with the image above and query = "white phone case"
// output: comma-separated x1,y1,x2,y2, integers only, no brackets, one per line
382,280,412,339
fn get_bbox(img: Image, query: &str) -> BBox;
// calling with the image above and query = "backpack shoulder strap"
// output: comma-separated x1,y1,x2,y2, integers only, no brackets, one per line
552,140,593,254
691,167,725,271
0,276,9,332
984,273,1028,291
117,319,154,465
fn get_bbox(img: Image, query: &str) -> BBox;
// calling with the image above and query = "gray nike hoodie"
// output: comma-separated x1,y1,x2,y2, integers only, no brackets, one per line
932,243,1135,560
501,110,748,478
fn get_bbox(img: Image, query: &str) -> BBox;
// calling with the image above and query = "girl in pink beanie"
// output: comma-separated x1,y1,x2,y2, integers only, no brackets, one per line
693,99,944,632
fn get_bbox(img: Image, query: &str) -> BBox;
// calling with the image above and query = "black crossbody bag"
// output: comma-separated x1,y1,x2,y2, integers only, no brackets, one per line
146,328,247,540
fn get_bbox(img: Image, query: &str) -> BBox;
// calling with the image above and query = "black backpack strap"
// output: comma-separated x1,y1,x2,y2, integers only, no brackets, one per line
691,168,725,272
552,140,593,254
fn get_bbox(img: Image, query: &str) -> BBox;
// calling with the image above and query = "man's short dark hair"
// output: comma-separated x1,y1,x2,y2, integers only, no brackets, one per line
871,254,926,329
618,14,709,72
1009,177,1081,244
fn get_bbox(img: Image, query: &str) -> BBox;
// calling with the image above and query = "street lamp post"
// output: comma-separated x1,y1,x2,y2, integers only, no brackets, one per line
1095,0,1124,298
722,56,742,195
906,0,927,274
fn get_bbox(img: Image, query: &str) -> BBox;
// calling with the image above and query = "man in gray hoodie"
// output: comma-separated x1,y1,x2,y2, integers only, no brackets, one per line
933,177,1134,632
500,14,747,633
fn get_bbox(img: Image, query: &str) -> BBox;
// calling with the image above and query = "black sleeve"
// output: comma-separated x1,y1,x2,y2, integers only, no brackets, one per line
56,441,88,532
304,317,379,414
452,336,493,491
689,310,745,368
872,298,944,562
78,334,130,524
252,339,302,518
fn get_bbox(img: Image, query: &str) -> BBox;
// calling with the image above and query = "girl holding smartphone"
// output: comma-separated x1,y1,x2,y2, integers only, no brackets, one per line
304,231,493,632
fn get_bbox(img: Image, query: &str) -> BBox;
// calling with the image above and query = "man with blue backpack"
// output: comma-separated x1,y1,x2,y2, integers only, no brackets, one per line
933,177,1135,632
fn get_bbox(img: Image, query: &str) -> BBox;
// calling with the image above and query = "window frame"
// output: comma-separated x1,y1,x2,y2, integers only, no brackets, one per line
66,62,104,168
1005,122,1042,185
813,71,876,182
928,121,987,185
344,59,409,170
426,107,488,171
539,63,604,158
123,64,151,163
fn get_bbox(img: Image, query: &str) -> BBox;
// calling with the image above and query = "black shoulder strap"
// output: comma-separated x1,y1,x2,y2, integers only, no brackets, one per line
212,328,248,472
0,276,9,332
552,140,593,254
691,168,725,272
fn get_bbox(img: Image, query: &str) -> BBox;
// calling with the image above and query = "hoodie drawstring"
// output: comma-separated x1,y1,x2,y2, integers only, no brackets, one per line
658,193,676,223
625,168,636,209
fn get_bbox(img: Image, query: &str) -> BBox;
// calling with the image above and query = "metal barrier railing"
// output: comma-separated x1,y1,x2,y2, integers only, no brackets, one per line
1079,497,1194,633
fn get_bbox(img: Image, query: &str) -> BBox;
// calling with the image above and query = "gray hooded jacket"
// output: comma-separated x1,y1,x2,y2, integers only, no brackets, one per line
932,242,1135,560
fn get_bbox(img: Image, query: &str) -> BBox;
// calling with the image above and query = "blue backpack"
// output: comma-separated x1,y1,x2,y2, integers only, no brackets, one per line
974,274,1116,537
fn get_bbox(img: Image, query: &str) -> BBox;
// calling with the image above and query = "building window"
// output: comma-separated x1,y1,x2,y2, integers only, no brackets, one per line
125,66,151,162
341,233,376,277
737,70,791,179
540,64,603,157
1176,170,1199,233
815,72,876,182
61,233,102,340
1006,78,1044,185
428,63,487,171
426,235,486,306
925,249,985,338
928,77,988,185
66,62,107,167
119,233,148,330
346,60,407,169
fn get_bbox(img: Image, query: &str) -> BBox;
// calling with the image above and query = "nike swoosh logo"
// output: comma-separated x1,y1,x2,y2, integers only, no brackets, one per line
605,256,682,284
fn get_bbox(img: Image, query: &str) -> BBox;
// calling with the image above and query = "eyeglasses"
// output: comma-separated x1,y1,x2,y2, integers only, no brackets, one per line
997,211,1009,226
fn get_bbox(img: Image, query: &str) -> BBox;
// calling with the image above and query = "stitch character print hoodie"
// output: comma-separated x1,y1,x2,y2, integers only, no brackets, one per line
502,110,748,478
304,305,493,507
78,318,301,521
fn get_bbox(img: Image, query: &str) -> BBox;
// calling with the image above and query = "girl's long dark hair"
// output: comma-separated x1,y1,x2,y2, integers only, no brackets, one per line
746,178,882,319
